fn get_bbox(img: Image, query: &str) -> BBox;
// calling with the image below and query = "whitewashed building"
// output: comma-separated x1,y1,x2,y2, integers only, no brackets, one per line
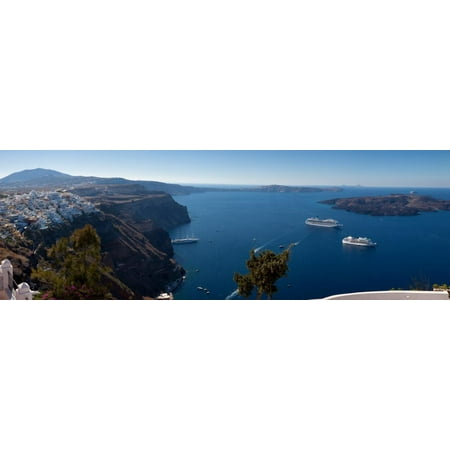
0,259,33,300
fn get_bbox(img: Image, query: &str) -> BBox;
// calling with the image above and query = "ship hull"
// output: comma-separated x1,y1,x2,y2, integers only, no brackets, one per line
342,241,376,247
306,222,341,228
305,218,342,228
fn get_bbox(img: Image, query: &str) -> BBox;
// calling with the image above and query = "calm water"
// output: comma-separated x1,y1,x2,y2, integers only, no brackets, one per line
170,188,450,299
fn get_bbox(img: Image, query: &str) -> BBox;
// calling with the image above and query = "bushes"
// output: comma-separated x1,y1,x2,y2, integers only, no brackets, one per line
32,224,112,299
234,246,292,299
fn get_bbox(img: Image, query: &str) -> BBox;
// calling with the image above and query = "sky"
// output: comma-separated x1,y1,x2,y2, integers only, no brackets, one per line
0,150,449,187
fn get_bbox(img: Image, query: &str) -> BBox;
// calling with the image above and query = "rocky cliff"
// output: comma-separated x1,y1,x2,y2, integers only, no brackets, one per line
73,188,190,297
94,190,190,232
6,187,192,298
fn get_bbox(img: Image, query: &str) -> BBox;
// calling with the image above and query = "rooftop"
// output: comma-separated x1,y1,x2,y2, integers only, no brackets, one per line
324,290,449,300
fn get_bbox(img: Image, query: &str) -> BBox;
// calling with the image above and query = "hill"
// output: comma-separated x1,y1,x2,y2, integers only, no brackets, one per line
0,168,201,195
0,168,73,185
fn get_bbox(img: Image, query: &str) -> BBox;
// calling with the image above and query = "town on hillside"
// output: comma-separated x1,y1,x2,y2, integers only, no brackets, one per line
0,190,98,239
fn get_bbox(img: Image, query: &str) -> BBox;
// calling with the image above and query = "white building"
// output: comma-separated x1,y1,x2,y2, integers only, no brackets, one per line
0,259,33,300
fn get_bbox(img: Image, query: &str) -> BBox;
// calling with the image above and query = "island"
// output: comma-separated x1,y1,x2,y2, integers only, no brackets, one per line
244,185,343,193
320,194,450,216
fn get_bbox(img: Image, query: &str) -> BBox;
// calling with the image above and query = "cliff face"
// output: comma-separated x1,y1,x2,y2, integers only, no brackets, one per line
77,189,190,297
96,192,190,231
23,210,185,298
18,188,191,298
87,213,185,298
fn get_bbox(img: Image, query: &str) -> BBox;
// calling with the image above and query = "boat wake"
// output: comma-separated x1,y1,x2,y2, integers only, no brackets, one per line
254,233,290,253
254,233,308,253
225,289,240,300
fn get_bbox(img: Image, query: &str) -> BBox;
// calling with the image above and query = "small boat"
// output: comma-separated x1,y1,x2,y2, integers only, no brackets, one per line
156,292,173,300
172,236,199,244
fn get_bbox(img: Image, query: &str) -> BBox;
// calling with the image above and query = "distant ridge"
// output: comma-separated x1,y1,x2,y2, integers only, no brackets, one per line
0,168,200,195
0,168,344,195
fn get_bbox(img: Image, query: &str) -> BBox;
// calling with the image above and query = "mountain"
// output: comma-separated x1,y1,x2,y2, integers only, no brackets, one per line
0,168,201,195
0,168,74,185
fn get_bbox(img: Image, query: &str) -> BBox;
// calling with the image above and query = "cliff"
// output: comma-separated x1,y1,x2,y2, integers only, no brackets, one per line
85,213,185,298
94,190,191,231
22,209,186,299
72,188,190,297
321,194,450,216
4,187,191,298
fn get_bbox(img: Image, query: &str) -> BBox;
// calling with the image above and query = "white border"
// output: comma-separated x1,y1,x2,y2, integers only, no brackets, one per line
1,1,450,449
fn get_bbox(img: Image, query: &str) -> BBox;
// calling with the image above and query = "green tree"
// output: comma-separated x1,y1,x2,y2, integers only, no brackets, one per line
32,224,112,299
233,246,292,299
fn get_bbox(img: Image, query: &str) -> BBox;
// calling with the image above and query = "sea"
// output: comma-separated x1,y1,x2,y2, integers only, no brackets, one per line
169,187,450,300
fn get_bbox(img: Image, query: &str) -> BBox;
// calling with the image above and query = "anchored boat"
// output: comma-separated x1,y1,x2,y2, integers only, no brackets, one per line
342,236,376,247
171,236,199,244
305,217,343,228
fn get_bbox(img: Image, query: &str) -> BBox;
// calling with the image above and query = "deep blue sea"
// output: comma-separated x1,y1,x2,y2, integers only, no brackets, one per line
170,188,450,299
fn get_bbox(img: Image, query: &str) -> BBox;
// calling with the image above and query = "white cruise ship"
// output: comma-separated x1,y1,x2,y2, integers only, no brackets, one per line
171,237,199,244
342,236,376,247
305,217,343,228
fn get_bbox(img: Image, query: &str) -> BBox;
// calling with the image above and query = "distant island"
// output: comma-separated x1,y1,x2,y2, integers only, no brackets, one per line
245,185,342,193
321,194,450,216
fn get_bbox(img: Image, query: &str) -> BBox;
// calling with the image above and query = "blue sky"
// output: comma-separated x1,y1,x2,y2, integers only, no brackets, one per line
0,150,449,187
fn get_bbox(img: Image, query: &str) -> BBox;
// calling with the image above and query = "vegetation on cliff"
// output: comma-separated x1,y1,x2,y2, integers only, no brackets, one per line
234,246,292,299
32,225,115,299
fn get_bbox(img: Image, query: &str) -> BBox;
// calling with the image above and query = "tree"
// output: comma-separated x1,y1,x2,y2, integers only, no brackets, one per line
32,224,112,299
233,246,292,299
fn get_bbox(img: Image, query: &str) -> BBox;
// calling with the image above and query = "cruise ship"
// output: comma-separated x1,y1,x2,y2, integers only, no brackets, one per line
305,217,343,228
171,237,199,244
342,236,376,247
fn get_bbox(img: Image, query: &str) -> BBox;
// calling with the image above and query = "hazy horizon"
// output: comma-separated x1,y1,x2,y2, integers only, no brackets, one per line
1,150,450,188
